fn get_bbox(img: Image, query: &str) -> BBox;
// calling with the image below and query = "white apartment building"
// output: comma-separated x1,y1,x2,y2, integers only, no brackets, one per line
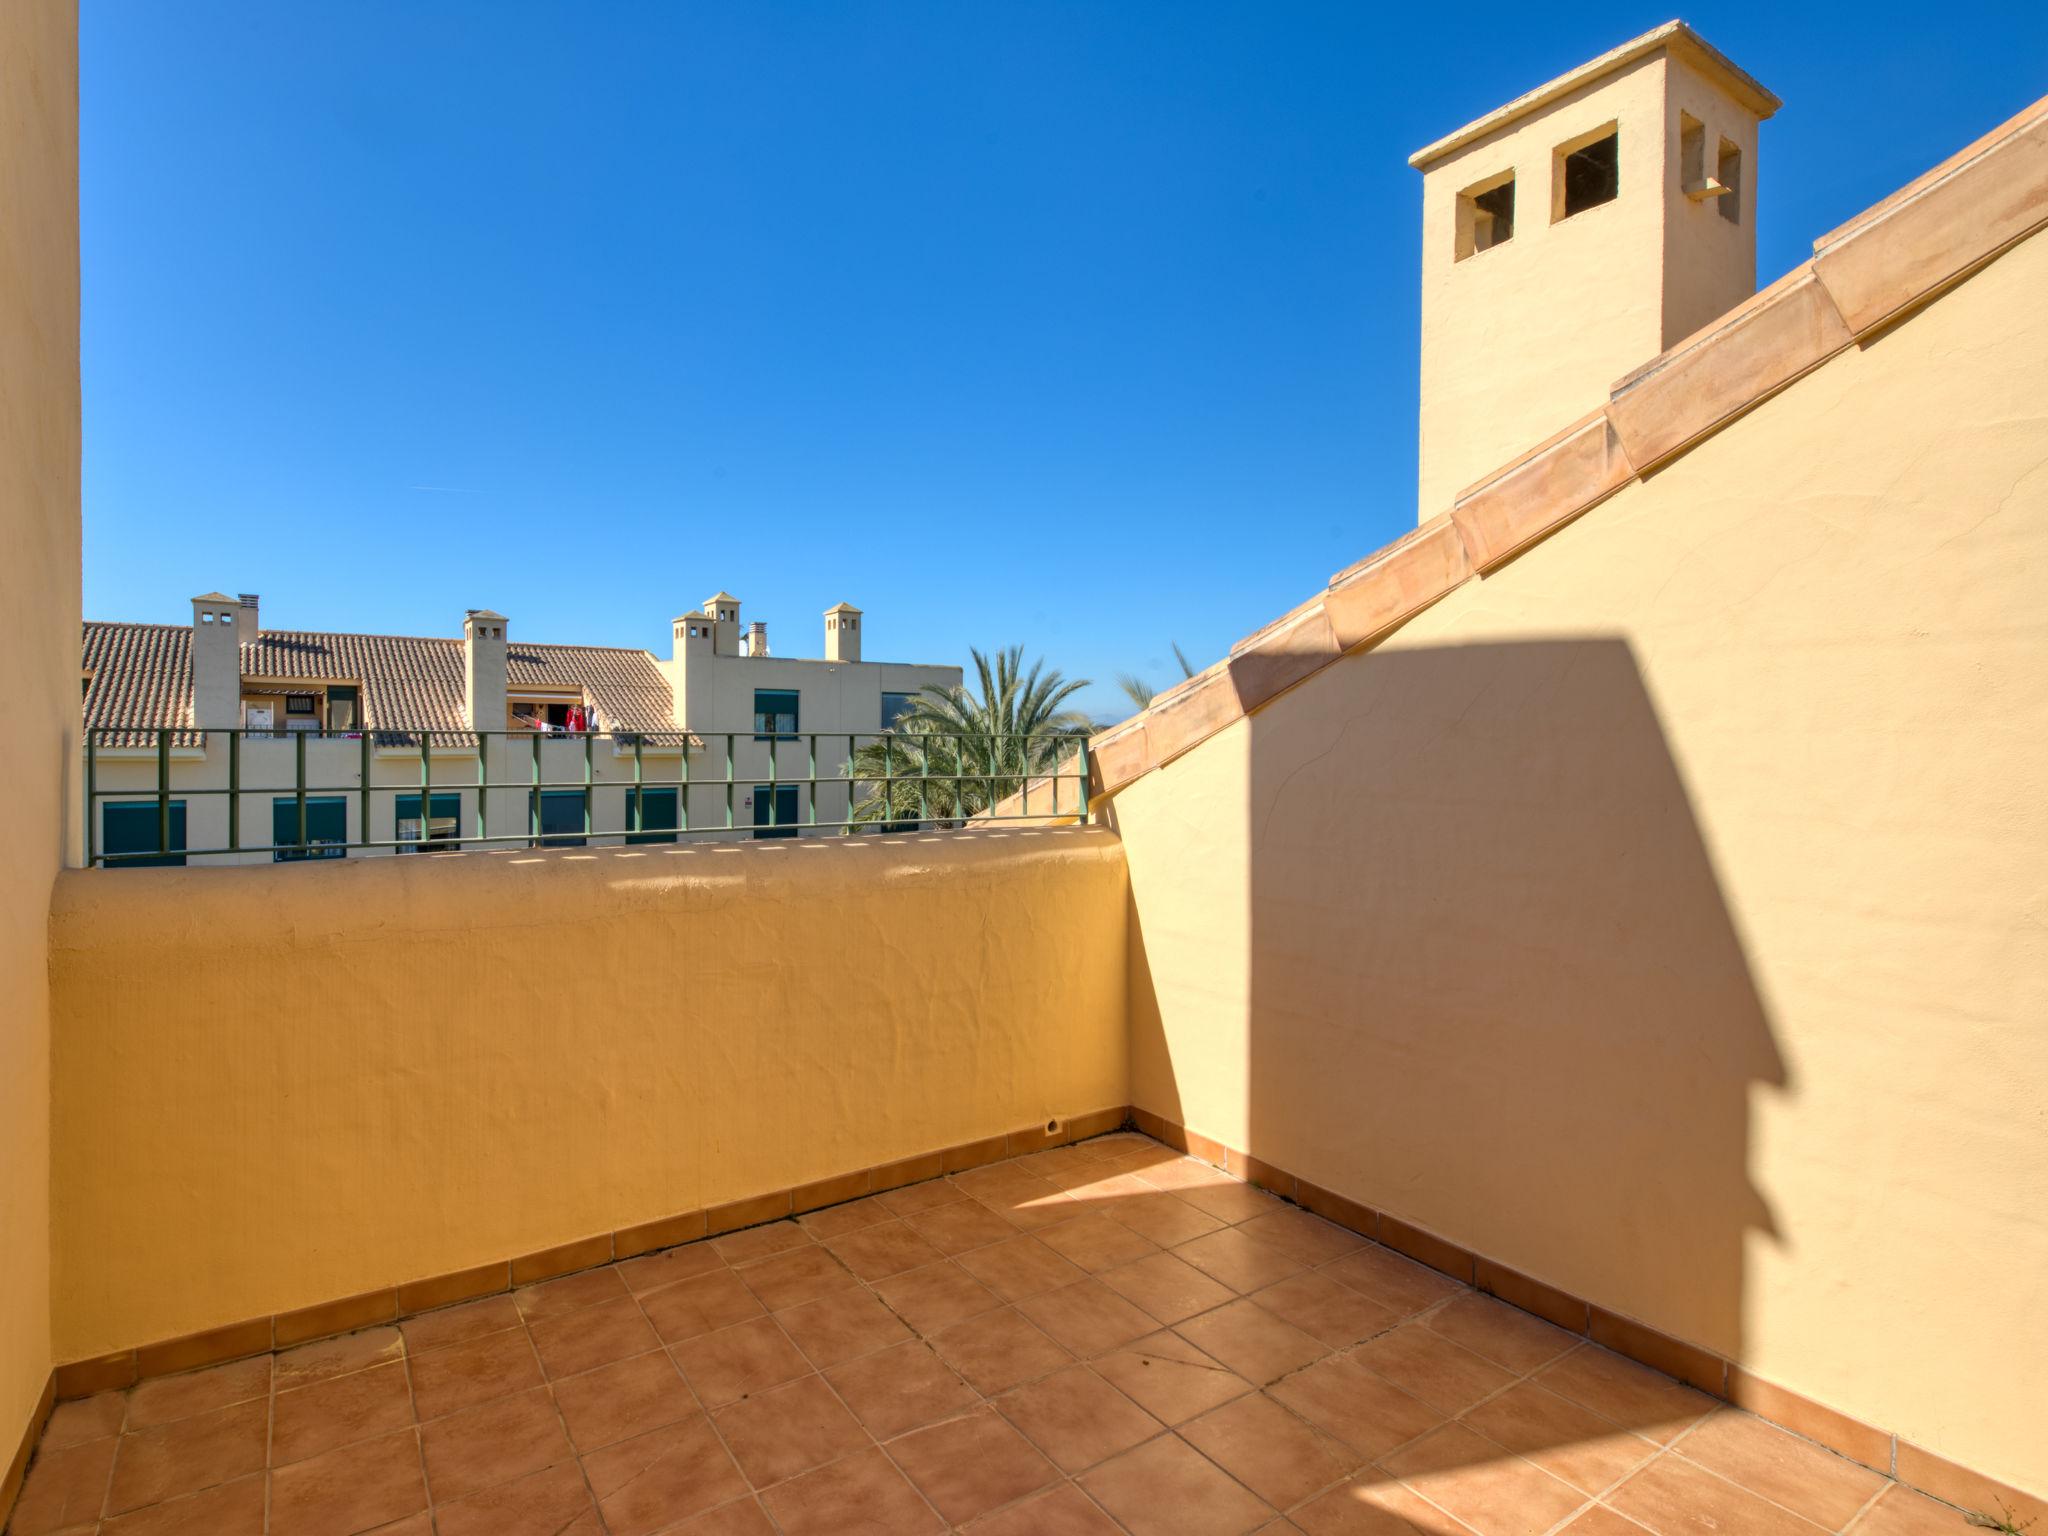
81,590,962,864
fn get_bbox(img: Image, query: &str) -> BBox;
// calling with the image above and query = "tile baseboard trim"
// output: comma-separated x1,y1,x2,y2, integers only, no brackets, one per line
1125,1104,2045,1525
49,1104,1130,1403
2,1371,56,1536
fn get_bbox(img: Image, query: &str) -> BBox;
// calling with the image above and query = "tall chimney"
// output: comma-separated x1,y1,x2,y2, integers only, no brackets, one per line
704,591,741,657
746,621,769,658
1408,22,1777,519
464,609,509,732
668,610,713,728
823,602,862,664
189,592,242,729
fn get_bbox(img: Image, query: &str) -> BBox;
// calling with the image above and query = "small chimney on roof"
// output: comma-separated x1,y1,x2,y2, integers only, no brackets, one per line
463,609,509,733
235,593,260,649
746,621,770,658
824,602,862,664
189,592,242,729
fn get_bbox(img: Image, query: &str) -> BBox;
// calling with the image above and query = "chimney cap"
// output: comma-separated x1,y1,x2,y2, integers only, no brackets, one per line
823,601,862,615
238,593,260,607
1407,20,1779,171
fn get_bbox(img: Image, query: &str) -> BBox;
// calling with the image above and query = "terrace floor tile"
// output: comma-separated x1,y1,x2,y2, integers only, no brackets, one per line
17,1132,1962,1536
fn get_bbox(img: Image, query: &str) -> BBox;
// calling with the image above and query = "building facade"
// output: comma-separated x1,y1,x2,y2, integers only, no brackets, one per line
81,591,961,864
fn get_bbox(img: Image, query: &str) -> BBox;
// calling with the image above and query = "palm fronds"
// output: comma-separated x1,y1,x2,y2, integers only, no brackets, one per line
846,645,1091,828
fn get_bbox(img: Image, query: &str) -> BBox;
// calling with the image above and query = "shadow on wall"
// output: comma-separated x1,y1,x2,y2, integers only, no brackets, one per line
1126,637,1787,1484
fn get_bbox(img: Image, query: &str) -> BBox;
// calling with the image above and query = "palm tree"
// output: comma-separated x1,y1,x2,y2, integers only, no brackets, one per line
1115,641,1197,712
847,645,1091,827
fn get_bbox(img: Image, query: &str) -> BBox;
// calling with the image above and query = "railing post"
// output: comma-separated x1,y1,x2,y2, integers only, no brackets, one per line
583,729,594,840
1075,735,1090,824
84,729,96,866
679,732,690,833
295,727,308,854
477,731,489,846
360,729,371,851
724,733,734,831
631,734,644,837
228,729,241,854
807,733,817,828
157,727,170,857
420,729,432,851
530,732,541,845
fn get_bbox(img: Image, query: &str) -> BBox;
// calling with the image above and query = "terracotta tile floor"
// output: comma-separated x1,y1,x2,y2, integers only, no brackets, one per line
9,1133,1978,1536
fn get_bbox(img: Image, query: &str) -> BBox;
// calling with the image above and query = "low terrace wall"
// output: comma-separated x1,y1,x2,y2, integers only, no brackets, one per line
47,826,1128,1364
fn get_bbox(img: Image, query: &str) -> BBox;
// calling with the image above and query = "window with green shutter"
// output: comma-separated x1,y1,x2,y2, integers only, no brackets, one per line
103,801,187,867
272,796,348,861
624,786,679,845
533,789,587,848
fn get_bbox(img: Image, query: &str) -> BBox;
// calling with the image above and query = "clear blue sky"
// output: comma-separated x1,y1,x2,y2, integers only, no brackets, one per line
81,1,2048,720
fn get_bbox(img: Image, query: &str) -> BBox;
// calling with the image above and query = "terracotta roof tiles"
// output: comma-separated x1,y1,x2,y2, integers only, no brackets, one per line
82,623,678,744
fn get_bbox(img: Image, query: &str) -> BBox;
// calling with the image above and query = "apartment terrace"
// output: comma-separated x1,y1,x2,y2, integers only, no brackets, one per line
7,14,2048,1536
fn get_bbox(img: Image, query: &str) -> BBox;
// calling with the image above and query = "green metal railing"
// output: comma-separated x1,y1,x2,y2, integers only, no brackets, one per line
83,726,1090,867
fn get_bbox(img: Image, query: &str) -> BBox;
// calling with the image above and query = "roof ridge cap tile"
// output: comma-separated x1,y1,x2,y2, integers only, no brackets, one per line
1811,94,2048,334
1608,263,1853,470
1452,409,1636,573
1813,93,2048,254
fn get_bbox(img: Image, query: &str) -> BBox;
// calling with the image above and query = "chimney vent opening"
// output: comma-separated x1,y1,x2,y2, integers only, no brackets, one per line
1455,171,1516,261
1554,124,1620,221
1716,137,1742,224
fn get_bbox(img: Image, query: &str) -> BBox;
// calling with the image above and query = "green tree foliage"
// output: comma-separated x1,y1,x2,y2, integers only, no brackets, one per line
847,645,1090,827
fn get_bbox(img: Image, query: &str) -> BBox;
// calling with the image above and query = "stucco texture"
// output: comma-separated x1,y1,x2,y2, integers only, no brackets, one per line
1117,226,2048,1495
48,827,1128,1360
0,0,79,1473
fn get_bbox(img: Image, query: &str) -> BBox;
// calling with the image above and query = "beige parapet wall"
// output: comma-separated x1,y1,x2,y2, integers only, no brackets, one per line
0,0,79,1516
1108,210,2048,1500
47,828,1129,1364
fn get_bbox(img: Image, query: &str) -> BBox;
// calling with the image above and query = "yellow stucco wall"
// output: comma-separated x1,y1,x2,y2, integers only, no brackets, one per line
1118,227,2048,1495
48,828,1128,1359
0,0,79,1469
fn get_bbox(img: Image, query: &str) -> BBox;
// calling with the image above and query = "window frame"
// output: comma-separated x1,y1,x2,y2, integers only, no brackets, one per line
753,688,800,742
